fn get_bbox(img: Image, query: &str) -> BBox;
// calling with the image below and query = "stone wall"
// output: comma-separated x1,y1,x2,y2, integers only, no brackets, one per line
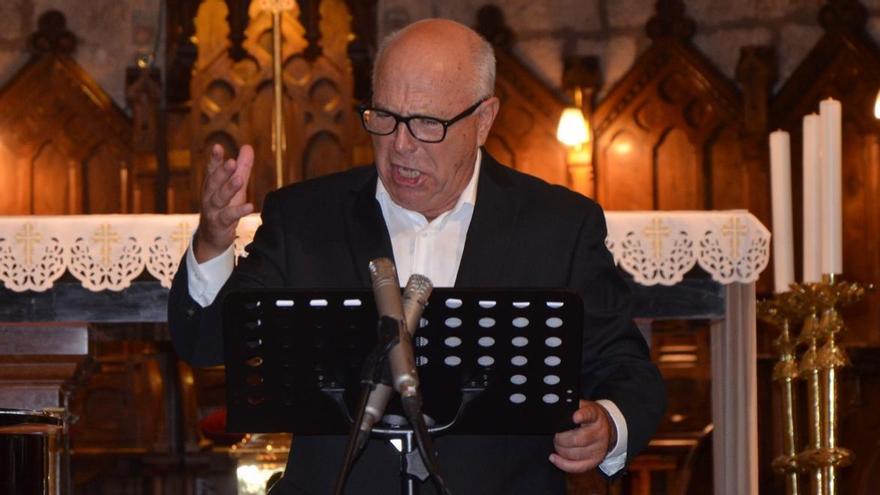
0,0,162,111
378,0,880,96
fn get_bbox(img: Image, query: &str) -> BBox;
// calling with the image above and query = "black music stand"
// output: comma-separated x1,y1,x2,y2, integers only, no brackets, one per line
223,288,584,493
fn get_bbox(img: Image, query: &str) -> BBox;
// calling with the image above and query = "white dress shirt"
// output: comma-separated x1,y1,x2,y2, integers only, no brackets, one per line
185,149,628,475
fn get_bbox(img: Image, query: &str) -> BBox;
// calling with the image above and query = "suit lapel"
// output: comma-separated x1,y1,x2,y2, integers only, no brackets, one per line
455,152,522,287
343,170,394,287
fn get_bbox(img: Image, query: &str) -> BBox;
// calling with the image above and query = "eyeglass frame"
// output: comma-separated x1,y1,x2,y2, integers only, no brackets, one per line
357,97,489,143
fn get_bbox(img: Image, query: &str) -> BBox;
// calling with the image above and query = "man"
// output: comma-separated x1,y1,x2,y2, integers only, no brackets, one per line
169,18,665,494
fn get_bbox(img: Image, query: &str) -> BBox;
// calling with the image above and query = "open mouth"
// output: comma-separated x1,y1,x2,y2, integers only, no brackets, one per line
392,165,423,185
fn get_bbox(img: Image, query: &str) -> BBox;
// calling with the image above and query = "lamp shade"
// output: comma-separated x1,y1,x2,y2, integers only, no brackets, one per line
874,87,880,119
556,107,590,147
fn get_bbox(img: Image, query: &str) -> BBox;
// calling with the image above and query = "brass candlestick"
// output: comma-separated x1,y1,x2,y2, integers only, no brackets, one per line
790,274,870,495
758,296,801,495
796,306,825,495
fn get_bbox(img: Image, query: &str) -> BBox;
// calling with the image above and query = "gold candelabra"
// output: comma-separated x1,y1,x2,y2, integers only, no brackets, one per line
758,274,871,495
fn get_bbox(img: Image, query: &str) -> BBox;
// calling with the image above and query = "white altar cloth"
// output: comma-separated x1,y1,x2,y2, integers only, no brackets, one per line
0,211,768,293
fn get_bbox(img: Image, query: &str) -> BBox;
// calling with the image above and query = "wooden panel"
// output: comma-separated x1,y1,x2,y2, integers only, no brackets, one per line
593,36,744,214
32,141,72,214
656,128,703,210
600,130,652,210
476,8,570,189
184,0,357,212
0,13,132,215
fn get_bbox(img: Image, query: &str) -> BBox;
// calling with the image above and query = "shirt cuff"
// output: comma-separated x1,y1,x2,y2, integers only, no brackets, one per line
595,399,628,477
186,237,235,308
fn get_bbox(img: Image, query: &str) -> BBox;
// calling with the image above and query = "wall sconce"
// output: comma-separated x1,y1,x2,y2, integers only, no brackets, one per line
557,88,591,149
558,56,601,198
874,87,880,119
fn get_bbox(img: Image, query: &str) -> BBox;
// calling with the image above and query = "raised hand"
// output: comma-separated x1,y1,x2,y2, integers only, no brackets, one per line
194,144,255,263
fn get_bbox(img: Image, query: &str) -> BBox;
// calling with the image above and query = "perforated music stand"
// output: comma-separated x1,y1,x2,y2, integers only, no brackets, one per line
223,288,583,492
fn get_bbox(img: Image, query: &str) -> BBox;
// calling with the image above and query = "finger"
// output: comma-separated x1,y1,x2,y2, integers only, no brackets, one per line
553,442,606,464
554,424,603,450
204,158,237,205
218,202,254,227
207,144,225,175
574,402,601,425
230,148,255,204
237,144,255,170
211,172,245,209
548,452,601,474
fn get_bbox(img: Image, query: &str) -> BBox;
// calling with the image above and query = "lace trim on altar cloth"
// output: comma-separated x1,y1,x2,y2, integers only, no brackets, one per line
604,211,770,286
0,211,769,292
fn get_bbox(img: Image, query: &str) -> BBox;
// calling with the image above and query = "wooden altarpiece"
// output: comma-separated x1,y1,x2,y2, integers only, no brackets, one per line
183,0,358,212
591,1,771,230
0,11,133,216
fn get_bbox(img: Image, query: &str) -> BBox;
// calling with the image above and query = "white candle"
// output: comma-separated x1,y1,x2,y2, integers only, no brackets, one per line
770,130,795,293
802,114,822,283
819,98,843,275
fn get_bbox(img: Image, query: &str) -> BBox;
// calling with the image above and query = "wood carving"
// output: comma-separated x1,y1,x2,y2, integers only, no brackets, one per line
476,5,570,189
68,341,169,453
187,0,356,211
0,11,132,215
592,0,766,220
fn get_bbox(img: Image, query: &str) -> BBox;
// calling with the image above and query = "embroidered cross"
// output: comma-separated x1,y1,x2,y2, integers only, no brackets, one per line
643,218,670,259
15,223,42,266
257,0,295,12
92,224,119,267
171,222,191,257
722,217,747,258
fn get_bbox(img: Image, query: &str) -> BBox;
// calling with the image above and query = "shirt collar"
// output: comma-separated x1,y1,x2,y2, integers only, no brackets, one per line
375,148,481,220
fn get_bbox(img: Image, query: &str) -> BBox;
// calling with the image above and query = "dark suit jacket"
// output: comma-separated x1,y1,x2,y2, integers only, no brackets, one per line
169,152,665,494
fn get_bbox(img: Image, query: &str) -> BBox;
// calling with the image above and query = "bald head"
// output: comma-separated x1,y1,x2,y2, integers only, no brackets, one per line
372,19,496,102
366,19,501,220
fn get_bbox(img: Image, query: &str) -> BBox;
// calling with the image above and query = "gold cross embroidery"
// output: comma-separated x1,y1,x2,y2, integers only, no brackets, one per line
722,217,747,258
257,0,295,13
92,224,119,267
171,222,191,257
643,218,670,259
15,223,42,266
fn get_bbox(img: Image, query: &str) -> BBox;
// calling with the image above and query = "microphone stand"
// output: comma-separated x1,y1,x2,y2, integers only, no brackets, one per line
336,261,452,495
335,316,400,495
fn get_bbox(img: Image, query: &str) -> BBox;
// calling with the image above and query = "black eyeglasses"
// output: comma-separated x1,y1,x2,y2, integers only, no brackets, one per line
358,98,488,143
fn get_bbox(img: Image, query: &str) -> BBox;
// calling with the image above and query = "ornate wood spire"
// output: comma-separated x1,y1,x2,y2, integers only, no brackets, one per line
819,0,868,32
645,0,695,41
28,10,76,56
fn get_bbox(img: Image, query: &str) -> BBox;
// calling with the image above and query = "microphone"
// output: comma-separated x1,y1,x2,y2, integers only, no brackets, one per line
360,265,433,433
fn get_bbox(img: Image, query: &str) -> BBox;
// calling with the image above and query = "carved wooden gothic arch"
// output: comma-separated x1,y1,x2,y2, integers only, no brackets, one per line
591,0,769,226
475,5,570,189
0,10,133,215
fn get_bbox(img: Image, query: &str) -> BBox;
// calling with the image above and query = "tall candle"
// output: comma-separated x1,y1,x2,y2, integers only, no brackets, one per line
819,98,843,275
770,130,795,293
802,114,822,283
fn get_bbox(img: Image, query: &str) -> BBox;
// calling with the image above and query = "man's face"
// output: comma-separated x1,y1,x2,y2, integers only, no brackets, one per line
370,50,496,220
